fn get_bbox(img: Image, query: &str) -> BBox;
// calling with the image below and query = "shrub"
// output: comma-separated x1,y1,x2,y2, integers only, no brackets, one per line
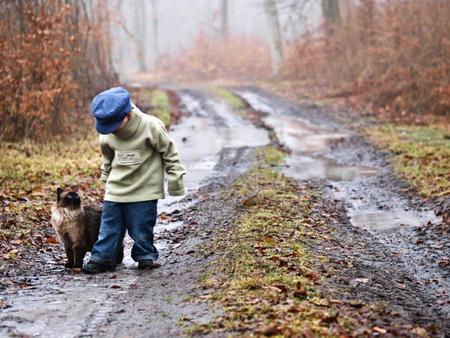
284,0,450,117
0,0,116,142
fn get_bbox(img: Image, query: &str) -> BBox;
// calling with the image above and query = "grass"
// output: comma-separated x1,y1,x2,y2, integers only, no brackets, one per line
0,131,102,250
366,125,450,197
135,88,171,127
195,146,360,336
210,87,250,119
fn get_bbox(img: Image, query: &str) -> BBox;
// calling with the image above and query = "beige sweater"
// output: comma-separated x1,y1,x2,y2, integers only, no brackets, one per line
99,105,186,202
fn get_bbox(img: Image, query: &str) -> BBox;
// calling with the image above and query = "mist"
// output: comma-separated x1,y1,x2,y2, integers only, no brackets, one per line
112,0,322,78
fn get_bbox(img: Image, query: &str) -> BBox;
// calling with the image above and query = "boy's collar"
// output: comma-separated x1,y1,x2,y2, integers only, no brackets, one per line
113,107,141,139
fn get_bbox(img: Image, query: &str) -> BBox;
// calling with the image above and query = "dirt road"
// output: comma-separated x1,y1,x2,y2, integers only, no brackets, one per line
0,87,448,337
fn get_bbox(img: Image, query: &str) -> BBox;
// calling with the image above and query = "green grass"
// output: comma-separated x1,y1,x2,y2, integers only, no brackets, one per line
210,87,250,119
137,89,171,127
366,125,450,197
0,130,102,251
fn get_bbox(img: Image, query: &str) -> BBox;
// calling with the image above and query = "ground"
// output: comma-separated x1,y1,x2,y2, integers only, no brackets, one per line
0,85,449,337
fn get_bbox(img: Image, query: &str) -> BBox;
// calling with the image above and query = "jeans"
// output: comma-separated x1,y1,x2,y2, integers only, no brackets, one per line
89,200,158,266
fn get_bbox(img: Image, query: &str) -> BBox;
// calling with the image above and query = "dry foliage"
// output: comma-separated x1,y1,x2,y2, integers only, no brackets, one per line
158,33,272,81
284,0,450,117
0,0,116,142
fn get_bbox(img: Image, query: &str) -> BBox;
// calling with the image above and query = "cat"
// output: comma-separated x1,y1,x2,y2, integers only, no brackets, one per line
50,188,123,268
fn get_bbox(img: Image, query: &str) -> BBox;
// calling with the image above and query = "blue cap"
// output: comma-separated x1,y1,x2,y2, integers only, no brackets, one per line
91,87,132,134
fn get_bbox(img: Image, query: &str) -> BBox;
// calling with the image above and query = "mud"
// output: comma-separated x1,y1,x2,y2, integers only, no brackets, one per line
237,88,450,335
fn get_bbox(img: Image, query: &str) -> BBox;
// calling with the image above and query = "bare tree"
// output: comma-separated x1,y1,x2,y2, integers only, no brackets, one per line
221,0,229,40
321,0,341,24
264,0,284,75
151,0,160,67
134,0,147,72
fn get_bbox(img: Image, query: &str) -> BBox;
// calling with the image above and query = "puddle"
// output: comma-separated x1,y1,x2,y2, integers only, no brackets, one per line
155,92,269,232
284,155,377,182
264,115,349,154
348,208,439,234
238,90,377,182
167,92,269,193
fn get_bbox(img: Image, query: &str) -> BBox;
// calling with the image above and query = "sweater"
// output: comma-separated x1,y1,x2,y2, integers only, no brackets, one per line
99,105,186,202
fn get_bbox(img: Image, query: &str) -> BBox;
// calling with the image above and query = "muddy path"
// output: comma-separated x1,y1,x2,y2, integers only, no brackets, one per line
0,86,448,337
235,88,450,333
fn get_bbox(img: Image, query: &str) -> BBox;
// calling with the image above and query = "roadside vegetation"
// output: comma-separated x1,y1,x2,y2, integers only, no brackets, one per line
133,88,172,128
209,87,249,119
366,125,450,198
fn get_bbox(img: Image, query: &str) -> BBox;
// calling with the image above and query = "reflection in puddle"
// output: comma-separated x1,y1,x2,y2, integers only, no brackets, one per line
172,93,269,192
264,115,349,153
349,209,438,233
284,155,377,182
238,90,377,183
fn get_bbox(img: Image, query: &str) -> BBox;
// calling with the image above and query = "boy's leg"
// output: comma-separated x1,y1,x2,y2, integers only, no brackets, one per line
84,201,125,272
125,200,159,264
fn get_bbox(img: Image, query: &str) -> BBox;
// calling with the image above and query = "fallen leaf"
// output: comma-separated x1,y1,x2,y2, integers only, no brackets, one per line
46,236,59,244
260,324,282,336
271,283,289,293
111,284,121,289
373,326,387,334
307,271,319,283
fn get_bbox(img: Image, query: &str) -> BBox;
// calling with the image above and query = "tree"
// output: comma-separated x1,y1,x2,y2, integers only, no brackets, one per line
264,0,284,75
151,0,160,67
134,0,147,72
321,0,341,24
221,0,229,40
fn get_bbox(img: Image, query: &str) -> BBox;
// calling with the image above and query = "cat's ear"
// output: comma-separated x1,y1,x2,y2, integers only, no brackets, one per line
57,188,63,202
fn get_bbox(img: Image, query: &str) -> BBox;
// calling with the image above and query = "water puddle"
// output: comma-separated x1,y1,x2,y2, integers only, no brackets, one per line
155,92,269,232
284,155,377,182
237,90,376,182
349,208,438,234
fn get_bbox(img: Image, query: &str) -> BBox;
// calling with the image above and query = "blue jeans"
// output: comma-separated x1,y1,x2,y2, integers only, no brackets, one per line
89,200,158,266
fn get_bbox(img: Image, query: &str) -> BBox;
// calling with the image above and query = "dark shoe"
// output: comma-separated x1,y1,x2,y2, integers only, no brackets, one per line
138,260,161,270
82,261,115,274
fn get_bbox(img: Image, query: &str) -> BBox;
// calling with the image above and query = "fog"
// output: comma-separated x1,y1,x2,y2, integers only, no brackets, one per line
111,0,323,78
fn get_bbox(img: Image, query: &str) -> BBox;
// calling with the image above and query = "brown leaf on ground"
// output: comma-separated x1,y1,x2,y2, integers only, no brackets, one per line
46,236,59,244
259,324,282,336
373,326,387,334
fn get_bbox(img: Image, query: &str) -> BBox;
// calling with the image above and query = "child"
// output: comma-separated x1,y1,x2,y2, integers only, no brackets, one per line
82,87,186,273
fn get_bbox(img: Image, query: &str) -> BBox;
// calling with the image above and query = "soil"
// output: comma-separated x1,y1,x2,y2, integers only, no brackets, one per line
0,86,448,337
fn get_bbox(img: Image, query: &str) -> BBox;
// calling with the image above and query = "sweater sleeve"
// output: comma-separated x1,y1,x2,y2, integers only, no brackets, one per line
149,119,186,196
99,137,114,183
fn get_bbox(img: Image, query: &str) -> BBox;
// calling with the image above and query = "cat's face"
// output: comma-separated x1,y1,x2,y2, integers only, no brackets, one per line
56,188,81,210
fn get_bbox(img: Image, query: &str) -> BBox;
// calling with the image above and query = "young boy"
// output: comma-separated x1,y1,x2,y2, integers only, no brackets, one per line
82,87,186,273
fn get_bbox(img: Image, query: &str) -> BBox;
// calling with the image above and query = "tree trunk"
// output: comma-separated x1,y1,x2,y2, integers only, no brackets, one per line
264,0,283,76
134,0,147,72
151,0,160,68
321,0,341,24
221,0,229,40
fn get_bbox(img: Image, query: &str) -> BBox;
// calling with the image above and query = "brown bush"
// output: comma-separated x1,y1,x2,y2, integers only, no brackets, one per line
0,0,116,142
158,33,272,81
284,0,450,117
